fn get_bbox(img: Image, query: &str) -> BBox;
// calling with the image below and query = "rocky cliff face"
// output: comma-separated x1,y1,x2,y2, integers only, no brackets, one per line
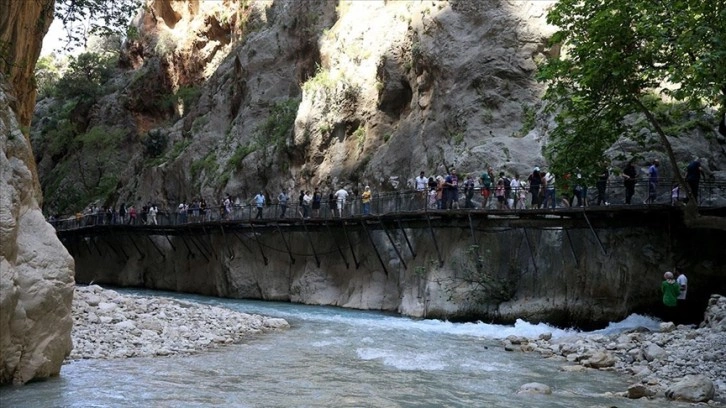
0,0,75,385
0,85,75,385
33,0,567,213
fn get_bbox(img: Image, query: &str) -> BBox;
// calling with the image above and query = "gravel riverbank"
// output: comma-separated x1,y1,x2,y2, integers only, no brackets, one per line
504,295,726,404
68,285,289,360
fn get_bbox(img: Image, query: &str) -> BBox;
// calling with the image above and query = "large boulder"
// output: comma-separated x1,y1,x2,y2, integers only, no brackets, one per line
665,375,715,403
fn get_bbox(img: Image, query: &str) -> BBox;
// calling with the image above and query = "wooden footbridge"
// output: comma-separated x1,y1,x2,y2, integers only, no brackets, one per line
54,201,726,276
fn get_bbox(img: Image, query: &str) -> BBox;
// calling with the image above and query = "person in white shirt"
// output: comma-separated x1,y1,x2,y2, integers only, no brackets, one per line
676,270,688,324
335,188,349,218
415,171,428,210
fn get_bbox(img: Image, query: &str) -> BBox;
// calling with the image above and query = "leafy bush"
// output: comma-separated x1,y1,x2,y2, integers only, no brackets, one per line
54,52,116,100
143,129,169,158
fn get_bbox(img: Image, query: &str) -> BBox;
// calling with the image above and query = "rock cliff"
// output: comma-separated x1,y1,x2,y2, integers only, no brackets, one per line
0,0,75,385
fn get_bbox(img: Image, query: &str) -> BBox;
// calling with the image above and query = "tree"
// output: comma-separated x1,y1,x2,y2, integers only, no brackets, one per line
54,0,142,51
538,0,726,228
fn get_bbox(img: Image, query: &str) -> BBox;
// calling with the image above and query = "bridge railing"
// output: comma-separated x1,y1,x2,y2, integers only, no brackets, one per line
49,178,725,231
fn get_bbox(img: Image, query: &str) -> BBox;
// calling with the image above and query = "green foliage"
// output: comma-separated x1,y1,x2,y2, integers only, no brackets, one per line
254,98,300,150
353,126,365,150
539,0,726,180
54,52,116,100
55,0,143,52
34,55,63,99
142,129,169,158
228,143,256,170
176,86,201,113
168,139,192,161
191,151,219,180
518,104,536,137
154,30,178,56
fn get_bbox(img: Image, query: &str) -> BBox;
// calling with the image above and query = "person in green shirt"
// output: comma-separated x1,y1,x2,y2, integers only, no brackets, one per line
661,271,680,323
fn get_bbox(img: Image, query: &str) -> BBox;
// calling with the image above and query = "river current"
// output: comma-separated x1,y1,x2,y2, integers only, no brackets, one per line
1,290,686,407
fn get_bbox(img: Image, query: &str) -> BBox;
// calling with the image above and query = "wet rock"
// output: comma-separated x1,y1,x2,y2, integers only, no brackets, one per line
665,375,715,403
518,382,552,395
583,351,616,369
626,383,655,399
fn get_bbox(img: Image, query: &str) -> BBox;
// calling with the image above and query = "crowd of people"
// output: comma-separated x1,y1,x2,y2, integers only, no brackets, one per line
48,159,709,228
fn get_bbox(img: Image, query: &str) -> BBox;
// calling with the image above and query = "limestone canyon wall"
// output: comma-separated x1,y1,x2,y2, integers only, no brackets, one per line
0,0,75,385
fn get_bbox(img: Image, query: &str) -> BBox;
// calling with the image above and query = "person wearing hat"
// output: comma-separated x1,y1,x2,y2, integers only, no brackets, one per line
661,271,680,323
361,186,372,215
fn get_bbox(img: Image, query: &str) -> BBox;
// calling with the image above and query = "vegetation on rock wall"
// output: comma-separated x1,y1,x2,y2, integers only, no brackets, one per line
539,0,726,187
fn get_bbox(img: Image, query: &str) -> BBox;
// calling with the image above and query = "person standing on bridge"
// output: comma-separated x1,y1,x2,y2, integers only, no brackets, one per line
415,171,428,210
647,159,660,204
622,159,638,204
278,189,289,219
148,204,158,225
335,187,349,218
312,187,322,217
684,159,703,204
253,191,265,219
361,186,372,215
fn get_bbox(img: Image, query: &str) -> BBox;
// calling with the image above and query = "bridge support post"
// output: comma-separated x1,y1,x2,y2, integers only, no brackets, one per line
396,219,416,259
275,223,295,264
378,216,406,270
127,234,145,258
582,209,607,255
325,222,349,269
231,231,253,255
180,235,197,259
301,219,320,267
219,226,234,260
522,227,540,278
146,236,165,259
425,214,444,266
248,222,269,265
361,220,388,276
102,237,128,261
341,220,360,269
564,229,579,267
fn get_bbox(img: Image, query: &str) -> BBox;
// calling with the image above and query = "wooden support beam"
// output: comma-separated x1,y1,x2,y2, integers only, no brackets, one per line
341,220,360,269
188,235,211,261
396,219,416,259
275,223,295,264
219,225,234,260
361,220,388,275
127,234,145,258
564,228,579,267
180,235,195,259
163,234,177,252
582,209,607,255
378,216,406,270
102,237,127,261
301,218,320,267
90,237,103,256
326,222,349,269
146,235,165,258
231,231,253,254
522,227,540,279
468,212,478,247
425,213,444,266
248,222,269,266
